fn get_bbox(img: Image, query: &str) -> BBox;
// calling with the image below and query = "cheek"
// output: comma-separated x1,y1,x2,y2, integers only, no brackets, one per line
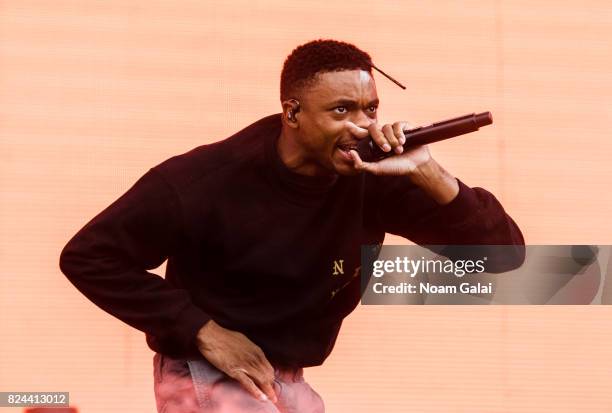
300,117,345,153
316,119,345,143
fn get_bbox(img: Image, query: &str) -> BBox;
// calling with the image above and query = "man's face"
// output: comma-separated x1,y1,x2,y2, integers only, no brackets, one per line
293,69,379,176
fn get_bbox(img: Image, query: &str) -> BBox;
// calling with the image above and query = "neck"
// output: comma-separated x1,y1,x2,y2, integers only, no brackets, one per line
277,126,335,177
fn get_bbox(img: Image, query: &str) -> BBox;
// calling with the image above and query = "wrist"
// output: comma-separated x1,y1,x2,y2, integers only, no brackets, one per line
408,159,459,205
196,319,215,346
408,159,439,180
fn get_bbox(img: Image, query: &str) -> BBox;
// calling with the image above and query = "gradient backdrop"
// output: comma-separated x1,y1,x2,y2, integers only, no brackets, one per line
1,1,612,412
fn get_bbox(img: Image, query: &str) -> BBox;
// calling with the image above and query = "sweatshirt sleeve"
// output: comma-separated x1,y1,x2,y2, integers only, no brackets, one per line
374,176,525,271
59,167,210,354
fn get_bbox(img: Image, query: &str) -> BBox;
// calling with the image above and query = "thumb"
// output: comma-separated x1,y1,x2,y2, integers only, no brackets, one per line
349,149,380,175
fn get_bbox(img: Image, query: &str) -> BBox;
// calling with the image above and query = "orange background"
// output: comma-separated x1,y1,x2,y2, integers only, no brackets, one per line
1,1,612,412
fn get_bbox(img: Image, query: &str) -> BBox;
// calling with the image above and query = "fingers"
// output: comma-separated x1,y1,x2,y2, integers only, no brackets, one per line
227,350,278,404
250,353,278,403
197,321,278,404
258,378,277,404
347,120,414,156
229,369,270,402
368,123,391,153
383,124,403,154
367,121,412,154
392,122,406,145
345,121,370,139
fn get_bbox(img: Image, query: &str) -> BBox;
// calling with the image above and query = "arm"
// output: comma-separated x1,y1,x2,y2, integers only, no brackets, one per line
59,168,278,402
377,160,525,247
371,161,525,272
59,168,210,355
349,120,525,270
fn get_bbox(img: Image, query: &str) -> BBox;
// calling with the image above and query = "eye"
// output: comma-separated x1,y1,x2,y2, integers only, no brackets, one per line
333,106,348,114
367,105,378,113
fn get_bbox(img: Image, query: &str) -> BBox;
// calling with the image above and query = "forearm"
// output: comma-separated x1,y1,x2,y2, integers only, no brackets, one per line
377,167,525,247
59,222,210,353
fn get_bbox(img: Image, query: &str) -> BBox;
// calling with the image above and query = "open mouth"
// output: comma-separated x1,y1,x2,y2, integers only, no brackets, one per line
336,143,358,155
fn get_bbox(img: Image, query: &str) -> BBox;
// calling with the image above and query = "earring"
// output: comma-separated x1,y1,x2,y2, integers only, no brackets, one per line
286,99,300,122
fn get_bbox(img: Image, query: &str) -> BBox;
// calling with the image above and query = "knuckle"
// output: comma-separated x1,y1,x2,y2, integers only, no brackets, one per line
263,362,274,373
227,368,242,379
382,125,396,138
247,358,261,368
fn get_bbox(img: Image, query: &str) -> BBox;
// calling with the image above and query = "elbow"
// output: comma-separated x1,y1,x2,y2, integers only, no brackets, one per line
481,241,525,273
59,237,88,281
485,228,526,273
503,219,526,270
485,215,526,272
500,243,526,272
59,241,77,280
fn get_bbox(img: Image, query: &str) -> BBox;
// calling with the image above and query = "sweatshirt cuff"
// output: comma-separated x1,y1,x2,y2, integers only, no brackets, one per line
434,179,481,227
173,304,211,353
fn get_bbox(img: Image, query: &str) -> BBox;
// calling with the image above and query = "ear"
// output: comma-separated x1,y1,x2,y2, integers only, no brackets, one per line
281,99,300,128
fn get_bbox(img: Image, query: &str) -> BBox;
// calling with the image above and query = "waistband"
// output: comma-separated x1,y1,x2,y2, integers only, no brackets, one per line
177,353,304,383
274,366,304,383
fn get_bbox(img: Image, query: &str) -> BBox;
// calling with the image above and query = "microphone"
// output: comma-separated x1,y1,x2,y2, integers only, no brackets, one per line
355,112,493,162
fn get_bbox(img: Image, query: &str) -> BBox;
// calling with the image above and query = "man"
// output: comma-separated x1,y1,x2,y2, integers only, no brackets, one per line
59,39,524,412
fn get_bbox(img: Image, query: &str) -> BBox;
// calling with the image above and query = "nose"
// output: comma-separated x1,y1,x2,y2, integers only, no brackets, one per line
352,111,375,138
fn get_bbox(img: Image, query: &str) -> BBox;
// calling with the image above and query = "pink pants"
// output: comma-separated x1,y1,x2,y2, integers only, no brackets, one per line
153,353,325,413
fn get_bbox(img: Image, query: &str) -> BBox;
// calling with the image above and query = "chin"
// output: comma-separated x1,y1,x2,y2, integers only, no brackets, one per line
333,163,360,176
330,149,359,176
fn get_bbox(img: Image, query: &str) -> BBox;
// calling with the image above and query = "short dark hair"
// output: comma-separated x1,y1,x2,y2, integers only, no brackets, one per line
280,39,373,101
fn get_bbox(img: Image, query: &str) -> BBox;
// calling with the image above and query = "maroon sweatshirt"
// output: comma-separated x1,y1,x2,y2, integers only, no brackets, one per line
59,113,524,367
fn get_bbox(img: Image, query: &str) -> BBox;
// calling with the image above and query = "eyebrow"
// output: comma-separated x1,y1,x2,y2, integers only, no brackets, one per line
328,98,379,108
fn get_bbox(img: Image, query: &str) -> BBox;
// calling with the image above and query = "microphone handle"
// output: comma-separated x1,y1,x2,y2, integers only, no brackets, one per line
355,111,493,162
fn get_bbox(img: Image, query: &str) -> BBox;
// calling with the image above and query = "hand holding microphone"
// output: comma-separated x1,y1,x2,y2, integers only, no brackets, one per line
347,119,431,176
348,112,493,166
